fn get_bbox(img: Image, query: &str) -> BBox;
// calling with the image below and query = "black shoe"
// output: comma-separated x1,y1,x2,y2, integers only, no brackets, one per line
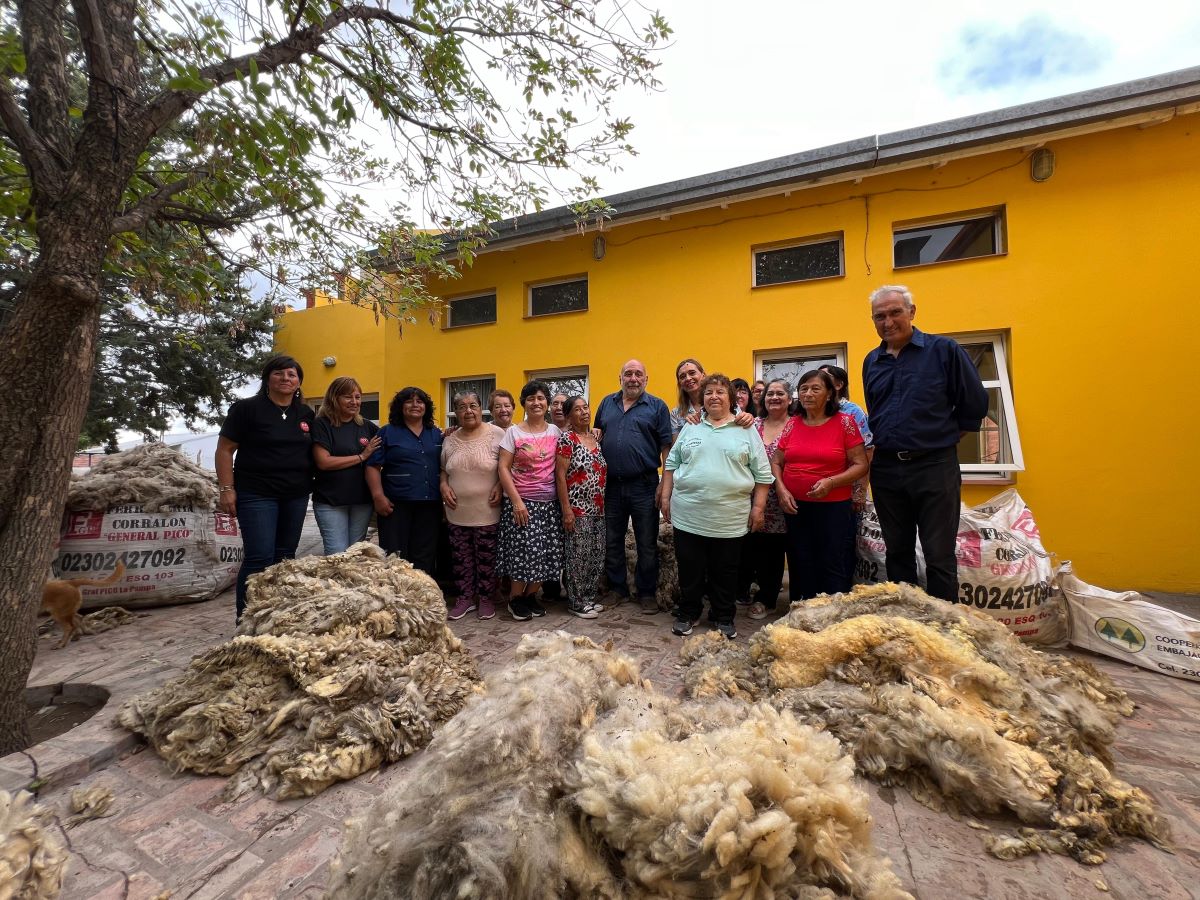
527,597,546,617
638,595,659,615
671,617,693,636
510,597,533,621
715,621,737,640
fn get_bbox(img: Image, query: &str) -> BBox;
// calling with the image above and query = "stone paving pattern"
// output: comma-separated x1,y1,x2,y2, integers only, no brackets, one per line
8,515,1200,899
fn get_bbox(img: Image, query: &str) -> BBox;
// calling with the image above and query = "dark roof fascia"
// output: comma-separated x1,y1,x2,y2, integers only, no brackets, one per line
468,65,1200,252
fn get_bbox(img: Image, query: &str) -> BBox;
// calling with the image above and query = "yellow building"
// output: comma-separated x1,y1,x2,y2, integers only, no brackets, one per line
277,67,1200,593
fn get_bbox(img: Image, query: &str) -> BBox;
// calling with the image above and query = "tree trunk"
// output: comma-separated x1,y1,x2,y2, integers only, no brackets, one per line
0,237,105,754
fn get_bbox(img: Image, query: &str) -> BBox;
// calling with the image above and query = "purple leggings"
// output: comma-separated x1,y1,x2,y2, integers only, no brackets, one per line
448,523,498,604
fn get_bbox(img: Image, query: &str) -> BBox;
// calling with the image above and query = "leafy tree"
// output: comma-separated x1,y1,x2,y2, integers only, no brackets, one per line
0,0,668,751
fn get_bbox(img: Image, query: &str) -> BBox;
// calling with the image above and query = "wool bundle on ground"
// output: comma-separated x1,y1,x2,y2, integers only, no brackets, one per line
118,543,481,799
0,789,68,899
66,443,218,512
621,520,680,610
328,631,910,899
680,582,1171,865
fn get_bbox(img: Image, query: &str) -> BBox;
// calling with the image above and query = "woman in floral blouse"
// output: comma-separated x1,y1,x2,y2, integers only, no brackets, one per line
746,378,794,619
555,396,608,618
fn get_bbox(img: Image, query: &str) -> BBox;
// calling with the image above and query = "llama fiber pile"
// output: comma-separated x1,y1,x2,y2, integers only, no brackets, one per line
680,582,1171,864
66,442,218,512
118,543,481,799
0,789,68,899
623,520,680,610
328,632,910,899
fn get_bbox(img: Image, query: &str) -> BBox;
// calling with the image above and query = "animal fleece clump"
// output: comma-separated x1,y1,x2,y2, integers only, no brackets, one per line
623,520,680,610
119,543,481,799
0,790,69,899
328,632,910,900
66,442,219,512
680,582,1172,865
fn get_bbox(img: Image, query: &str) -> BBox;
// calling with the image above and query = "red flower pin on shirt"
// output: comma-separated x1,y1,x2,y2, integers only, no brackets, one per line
300,422,310,433
359,437,369,446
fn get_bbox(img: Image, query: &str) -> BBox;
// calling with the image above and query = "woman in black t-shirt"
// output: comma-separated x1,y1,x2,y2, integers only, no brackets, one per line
312,376,381,555
216,355,315,619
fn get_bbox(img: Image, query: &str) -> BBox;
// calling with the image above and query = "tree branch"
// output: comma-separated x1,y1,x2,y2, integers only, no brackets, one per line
71,0,119,93
0,78,65,199
109,173,206,234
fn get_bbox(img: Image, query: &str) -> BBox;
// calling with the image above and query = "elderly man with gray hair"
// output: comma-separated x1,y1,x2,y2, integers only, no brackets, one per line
593,358,674,613
862,285,988,602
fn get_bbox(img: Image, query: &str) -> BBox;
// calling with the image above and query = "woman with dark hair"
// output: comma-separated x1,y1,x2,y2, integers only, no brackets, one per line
661,374,773,640
311,376,381,555
751,379,766,410
731,377,758,418
772,369,869,601
818,363,874,508
744,377,794,619
496,380,563,621
555,395,607,618
366,386,443,573
215,355,314,619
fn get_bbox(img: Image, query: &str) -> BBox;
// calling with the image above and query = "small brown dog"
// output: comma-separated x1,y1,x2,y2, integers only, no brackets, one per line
42,562,126,648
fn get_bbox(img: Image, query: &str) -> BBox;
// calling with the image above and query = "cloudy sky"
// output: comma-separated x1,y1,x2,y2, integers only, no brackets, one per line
563,0,1200,197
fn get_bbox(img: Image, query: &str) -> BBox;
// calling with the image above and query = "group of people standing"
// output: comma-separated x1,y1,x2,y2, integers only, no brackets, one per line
216,284,988,638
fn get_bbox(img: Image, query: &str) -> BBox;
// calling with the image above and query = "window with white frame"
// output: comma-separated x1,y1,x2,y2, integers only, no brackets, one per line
754,346,845,398
753,233,844,287
951,332,1023,478
445,291,497,328
529,276,587,317
527,366,589,405
445,376,496,428
893,208,1005,268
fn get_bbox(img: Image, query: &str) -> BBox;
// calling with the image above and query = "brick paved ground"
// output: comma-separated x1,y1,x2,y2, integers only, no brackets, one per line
7,513,1199,899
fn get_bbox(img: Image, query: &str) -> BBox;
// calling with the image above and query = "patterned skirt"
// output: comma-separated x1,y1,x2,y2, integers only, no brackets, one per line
497,497,564,583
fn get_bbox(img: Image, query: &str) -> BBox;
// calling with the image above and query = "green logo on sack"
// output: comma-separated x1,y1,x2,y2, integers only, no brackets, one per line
1095,617,1145,653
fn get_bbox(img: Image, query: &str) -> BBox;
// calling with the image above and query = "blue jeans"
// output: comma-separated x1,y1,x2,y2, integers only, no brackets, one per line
603,472,660,597
312,502,374,556
235,492,310,618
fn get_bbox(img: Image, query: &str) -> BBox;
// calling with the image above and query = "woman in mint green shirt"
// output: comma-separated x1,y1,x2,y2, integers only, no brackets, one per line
661,374,772,640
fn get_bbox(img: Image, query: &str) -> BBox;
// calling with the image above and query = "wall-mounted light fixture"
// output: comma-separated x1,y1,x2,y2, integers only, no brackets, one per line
322,356,337,367
1030,148,1055,182
592,235,606,260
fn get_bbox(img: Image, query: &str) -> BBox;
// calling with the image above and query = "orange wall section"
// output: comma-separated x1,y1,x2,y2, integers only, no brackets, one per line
277,111,1200,592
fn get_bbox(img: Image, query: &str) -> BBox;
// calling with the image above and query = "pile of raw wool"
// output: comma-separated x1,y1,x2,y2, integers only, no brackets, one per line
0,789,69,899
119,543,481,799
680,582,1172,865
67,442,218,512
621,520,680,610
328,631,910,900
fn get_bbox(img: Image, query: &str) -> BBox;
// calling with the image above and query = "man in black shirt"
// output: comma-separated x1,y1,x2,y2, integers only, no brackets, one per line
863,286,988,602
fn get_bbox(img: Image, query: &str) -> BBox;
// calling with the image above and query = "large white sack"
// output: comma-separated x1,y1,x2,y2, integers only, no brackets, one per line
1058,561,1200,682
855,488,1066,645
54,504,241,609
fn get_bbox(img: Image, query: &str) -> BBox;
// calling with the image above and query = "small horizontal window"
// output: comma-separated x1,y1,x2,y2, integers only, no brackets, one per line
753,236,843,287
893,211,1004,268
446,292,496,328
529,278,587,317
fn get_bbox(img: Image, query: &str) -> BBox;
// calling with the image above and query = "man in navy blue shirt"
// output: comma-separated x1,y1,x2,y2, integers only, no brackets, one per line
863,286,988,602
594,359,674,613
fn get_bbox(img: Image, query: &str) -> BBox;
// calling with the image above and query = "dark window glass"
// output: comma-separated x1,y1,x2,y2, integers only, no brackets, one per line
530,279,587,316
754,238,842,286
447,293,496,327
893,215,1000,268
360,397,380,422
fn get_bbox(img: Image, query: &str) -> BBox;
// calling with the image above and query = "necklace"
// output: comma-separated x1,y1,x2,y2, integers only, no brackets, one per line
274,403,290,420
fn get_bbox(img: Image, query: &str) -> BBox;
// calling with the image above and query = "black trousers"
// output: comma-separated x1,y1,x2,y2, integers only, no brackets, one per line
748,531,787,610
377,499,442,575
783,501,857,601
869,447,961,602
673,526,741,626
